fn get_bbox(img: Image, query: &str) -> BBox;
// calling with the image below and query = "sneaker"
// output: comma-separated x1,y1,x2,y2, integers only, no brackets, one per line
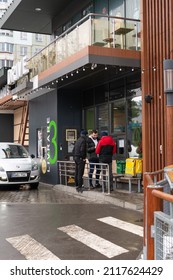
76,186,84,193
95,183,102,188
90,184,95,189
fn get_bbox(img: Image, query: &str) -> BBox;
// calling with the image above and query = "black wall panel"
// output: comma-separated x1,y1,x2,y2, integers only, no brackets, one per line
0,114,14,142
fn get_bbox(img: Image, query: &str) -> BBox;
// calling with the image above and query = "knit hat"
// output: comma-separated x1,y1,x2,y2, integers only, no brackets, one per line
101,131,108,137
80,130,88,136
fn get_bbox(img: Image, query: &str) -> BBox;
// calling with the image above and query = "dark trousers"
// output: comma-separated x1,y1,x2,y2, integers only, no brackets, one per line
74,157,86,188
88,158,100,186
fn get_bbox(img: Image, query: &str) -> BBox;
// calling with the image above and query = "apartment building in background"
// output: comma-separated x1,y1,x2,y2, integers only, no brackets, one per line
0,0,50,145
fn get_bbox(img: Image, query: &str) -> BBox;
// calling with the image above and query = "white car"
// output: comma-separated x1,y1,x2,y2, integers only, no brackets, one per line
0,142,40,189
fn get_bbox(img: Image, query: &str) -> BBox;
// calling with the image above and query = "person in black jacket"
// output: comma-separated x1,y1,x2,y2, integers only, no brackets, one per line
73,130,88,192
87,129,101,188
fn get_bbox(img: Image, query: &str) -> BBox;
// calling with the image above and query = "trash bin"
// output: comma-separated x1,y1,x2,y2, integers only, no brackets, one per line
116,160,126,174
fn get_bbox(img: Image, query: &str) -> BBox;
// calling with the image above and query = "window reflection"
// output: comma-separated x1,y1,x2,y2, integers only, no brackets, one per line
127,93,142,158
97,104,109,132
111,99,125,133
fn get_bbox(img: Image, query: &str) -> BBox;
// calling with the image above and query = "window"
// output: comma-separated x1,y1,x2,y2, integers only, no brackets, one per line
0,42,5,52
85,108,95,131
0,30,13,36
35,34,43,42
0,42,13,52
126,0,140,19
95,84,109,104
97,104,109,133
6,43,13,52
34,48,42,55
20,46,27,56
111,99,126,134
20,32,27,40
127,89,142,158
109,0,124,17
94,0,108,14
0,59,13,68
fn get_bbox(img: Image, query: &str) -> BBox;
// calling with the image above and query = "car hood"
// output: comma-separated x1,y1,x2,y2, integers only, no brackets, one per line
0,158,32,171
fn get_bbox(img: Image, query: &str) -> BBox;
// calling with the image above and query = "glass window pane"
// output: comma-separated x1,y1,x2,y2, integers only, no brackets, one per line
97,104,109,133
127,93,142,158
95,84,109,104
94,0,108,15
109,0,124,17
86,108,95,131
111,99,125,133
126,0,140,19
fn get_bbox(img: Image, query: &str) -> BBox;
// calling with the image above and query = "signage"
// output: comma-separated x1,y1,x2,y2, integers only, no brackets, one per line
7,56,29,85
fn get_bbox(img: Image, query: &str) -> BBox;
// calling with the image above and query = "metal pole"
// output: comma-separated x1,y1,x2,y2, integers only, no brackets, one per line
107,164,110,194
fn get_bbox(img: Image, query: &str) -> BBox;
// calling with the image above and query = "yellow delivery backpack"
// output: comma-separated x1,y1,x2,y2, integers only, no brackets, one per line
135,158,143,178
125,158,136,177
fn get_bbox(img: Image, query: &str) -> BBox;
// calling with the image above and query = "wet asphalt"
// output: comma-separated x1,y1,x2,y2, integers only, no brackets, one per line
0,184,143,260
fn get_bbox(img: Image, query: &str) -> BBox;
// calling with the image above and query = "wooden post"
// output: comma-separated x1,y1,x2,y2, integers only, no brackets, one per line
146,185,163,259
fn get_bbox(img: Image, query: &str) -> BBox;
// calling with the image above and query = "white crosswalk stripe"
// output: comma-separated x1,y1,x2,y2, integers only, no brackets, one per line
6,217,143,259
98,216,143,237
58,224,128,258
6,234,59,260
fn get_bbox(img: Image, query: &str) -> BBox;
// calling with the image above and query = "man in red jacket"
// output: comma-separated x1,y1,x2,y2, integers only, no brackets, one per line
96,131,116,192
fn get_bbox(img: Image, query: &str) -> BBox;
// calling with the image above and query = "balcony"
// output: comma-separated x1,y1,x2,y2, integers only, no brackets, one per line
28,14,141,79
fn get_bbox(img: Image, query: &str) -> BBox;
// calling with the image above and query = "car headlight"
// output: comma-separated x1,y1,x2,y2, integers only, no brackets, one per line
32,162,38,171
0,166,5,172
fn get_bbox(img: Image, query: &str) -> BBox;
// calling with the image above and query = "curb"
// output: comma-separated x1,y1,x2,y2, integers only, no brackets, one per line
53,184,143,211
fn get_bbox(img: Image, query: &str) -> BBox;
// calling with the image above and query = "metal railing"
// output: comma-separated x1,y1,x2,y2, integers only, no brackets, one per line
153,190,173,260
57,160,112,194
144,167,173,259
27,13,141,78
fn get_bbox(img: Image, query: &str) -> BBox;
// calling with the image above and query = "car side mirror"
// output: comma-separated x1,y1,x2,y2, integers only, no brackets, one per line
30,154,35,158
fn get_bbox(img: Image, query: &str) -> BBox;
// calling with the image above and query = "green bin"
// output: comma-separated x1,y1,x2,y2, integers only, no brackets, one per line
116,160,126,174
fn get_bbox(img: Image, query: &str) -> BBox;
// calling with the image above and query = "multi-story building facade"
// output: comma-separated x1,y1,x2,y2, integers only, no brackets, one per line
0,0,142,184
4,0,172,189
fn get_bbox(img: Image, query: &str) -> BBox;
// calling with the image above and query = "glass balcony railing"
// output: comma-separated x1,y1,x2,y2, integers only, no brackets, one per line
28,14,141,78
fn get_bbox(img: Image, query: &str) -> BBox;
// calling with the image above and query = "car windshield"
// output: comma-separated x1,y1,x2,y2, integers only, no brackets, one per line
0,145,29,159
